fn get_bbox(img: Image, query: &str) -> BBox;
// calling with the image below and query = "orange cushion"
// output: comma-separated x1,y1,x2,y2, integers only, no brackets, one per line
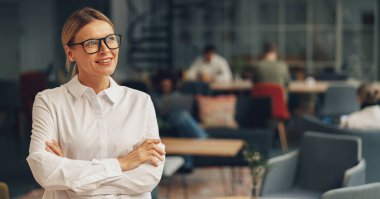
196,95,238,128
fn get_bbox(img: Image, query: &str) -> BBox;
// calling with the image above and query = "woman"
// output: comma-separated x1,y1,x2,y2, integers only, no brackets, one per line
253,42,291,87
26,7,165,198
340,83,380,130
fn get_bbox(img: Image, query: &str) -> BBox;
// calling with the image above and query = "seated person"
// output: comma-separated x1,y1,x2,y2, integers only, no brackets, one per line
151,69,180,96
340,83,380,130
253,42,291,87
151,70,209,171
186,44,233,83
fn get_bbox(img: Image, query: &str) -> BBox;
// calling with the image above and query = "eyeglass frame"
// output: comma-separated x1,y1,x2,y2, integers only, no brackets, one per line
67,34,121,54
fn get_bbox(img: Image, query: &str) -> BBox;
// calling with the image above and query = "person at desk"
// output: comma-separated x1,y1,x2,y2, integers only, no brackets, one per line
26,7,165,199
150,69,208,139
150,70,209,172
253,42,291,87
340,83,380,130
187,44,233,83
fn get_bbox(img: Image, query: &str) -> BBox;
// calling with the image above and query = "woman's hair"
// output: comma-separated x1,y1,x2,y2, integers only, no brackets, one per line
61,7,115,76
357,82,379,108
259,41,279,59
151,69,180,93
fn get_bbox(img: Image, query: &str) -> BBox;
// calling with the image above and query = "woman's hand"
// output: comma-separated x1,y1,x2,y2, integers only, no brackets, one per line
45,139,64,157
117,139,165,171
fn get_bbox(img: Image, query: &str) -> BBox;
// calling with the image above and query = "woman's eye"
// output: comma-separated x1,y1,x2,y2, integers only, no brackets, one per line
107,36,116,42
84,40,98,47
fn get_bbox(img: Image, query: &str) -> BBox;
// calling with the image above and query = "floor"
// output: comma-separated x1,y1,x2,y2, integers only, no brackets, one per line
158,167,254,199
12,167,255,199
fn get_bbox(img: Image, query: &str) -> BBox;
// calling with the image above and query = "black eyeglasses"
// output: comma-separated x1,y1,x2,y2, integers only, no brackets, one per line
68,34,121,54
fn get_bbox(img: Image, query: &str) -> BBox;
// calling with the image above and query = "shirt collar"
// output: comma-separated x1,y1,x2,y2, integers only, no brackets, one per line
65,75,122,104
102,77,122,104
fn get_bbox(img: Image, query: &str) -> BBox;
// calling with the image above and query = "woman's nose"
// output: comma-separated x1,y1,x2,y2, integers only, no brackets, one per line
99,40,110,53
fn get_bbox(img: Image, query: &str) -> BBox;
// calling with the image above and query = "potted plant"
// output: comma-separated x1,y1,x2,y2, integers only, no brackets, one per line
243,148,267,198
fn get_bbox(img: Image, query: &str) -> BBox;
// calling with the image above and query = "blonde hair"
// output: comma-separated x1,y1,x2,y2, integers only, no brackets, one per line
357,83,379,106
61,7,115,76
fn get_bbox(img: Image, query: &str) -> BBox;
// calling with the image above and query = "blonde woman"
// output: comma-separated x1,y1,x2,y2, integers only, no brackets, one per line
340,83,380,130
27,7,165,198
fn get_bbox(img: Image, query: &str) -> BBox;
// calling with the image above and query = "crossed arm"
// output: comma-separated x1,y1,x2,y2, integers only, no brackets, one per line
27,93,165,196
43,138,165,196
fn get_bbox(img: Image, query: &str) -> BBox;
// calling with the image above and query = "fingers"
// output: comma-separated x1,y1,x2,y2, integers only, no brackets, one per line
144,139,161,145
147,153,162,167
45,146,55,154
134,140,165,167
149,156,160,167
118,138,166,170
45,139,64,157
151,150,164,161
142,139,166,155
152,144,166,155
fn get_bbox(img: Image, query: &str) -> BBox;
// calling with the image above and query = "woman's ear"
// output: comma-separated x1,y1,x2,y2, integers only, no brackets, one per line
64,45,75,62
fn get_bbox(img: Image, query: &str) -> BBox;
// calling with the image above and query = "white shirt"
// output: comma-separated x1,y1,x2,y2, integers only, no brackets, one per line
340,105,380,131
27,75,164,199
187,53,233,82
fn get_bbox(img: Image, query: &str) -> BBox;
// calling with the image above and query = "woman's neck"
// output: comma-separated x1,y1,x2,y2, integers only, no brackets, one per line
78,74,110,94
264,52,278,61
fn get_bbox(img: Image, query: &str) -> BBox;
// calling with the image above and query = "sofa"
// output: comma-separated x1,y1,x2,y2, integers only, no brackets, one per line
155,93,276,167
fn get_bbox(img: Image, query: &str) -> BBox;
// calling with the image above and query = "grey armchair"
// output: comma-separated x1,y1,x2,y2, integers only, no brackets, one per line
261,132,365,199
298,115,380,183
319,85,359,119
321,183,380,199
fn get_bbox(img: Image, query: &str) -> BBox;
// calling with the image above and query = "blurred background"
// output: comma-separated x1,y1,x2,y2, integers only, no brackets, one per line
0,0,379,198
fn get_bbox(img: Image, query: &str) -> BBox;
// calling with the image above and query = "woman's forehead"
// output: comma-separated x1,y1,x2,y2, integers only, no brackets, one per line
74,19,114,42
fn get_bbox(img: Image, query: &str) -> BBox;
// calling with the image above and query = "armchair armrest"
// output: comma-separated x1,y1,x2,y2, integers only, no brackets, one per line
343,159,366,187
321,182,380,199
261,150,299,196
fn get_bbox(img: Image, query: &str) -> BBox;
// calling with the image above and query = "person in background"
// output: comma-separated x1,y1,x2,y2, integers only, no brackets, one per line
27,7,165,199
150,69,208,139
253,42,291,87
340,83,380,130
187,44,233,83
151,69,180,96
150,69,208,172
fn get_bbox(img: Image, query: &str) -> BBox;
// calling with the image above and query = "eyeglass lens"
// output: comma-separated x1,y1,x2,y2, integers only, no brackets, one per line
83,35,120,54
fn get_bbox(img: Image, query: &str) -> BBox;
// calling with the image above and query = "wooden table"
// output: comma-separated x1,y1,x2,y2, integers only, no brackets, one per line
288,81,329,93
213,197,281,199
288,80,360,93
211,80,253,91
161,137,244,157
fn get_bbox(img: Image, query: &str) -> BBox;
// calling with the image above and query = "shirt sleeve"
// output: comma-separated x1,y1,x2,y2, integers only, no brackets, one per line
187,58,201,80
57,97,165,196
75,145,165,196
215,57,233,82
63,96,165,196
27,93,123,193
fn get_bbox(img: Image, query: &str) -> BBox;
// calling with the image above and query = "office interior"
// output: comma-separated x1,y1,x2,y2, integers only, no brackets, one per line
0,0,379,198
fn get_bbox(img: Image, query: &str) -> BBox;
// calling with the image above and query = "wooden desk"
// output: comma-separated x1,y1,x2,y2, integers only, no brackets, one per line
211,80,252,91
213,197,281,199
161,137,244,157
288,81,329,93
288,80,360,94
